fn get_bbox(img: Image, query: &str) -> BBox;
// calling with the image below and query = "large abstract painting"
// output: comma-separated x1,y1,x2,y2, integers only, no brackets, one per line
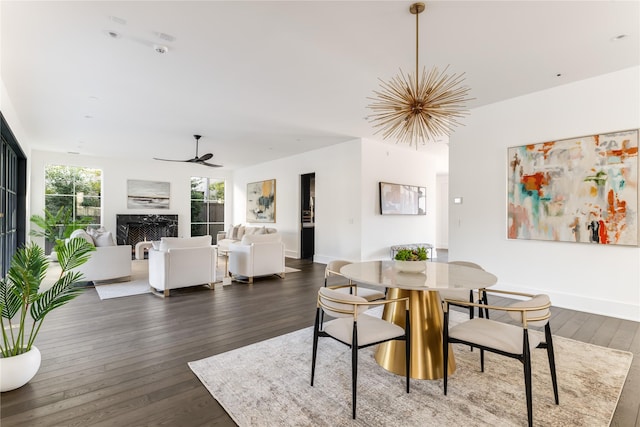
508,129,638,246
246,179,276,223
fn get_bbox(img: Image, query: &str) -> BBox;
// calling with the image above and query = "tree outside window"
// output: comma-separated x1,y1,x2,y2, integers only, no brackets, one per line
191,177,224,239
40,165,102,252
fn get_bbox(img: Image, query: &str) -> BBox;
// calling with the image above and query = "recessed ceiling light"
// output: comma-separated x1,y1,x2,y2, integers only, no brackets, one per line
153,45,169,54
612,34,628,41
104,30,121,39
556,73,562,77
109,16,127,26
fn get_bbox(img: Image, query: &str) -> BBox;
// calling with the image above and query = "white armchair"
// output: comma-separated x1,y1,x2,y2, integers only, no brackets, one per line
74,245,132,282
148,236,217,297
228,233,285,283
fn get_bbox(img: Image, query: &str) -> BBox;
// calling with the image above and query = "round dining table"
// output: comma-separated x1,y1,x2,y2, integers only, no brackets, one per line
340,260,498,380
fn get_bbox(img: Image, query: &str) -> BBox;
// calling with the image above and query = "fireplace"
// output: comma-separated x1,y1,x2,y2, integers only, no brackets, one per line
116,214,178,247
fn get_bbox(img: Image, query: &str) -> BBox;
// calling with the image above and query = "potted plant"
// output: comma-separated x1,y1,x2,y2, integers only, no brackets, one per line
0,238,95,392
29,207,92,258
394,247,428,273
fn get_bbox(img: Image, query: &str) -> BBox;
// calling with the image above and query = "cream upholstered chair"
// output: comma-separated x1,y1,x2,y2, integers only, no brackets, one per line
311,285,410,420
440,261,489,319
325,260,386,301
442,290,559,427
322,260,386,325
148,236,217,297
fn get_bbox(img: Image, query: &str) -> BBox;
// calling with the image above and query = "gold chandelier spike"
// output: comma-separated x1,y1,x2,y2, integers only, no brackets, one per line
367,2,472,147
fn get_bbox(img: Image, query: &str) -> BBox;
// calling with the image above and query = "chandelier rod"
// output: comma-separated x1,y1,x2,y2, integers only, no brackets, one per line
410,3,425,96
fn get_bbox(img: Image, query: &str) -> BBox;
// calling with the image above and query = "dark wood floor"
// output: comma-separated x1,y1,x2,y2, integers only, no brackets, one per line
1,257,638,426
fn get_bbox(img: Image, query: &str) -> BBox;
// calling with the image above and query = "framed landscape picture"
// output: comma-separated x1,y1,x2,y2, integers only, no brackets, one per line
507,129,638,246
246,179,276,223
127,180,170,209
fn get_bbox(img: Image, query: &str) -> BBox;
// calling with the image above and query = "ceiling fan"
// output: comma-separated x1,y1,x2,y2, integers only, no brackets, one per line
154,135,223,167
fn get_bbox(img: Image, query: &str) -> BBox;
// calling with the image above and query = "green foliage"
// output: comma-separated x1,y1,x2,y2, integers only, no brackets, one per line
394,247,428,261
0,239,95,357
29,207,93,253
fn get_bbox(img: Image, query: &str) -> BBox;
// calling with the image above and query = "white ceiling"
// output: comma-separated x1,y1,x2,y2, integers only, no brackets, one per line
1,1,638,169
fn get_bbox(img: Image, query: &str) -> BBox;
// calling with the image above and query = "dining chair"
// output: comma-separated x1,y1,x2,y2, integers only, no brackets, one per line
442,289,559,427
311,285,411,419
321,260,386,325
325,260,386,301
439,261,489,319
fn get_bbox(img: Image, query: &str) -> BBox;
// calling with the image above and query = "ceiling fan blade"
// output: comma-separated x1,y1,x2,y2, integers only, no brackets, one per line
199,160,223,167
154,157,192,163
198,153,214,161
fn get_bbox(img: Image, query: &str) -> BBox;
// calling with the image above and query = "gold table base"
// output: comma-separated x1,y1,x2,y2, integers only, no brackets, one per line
374,288,455,380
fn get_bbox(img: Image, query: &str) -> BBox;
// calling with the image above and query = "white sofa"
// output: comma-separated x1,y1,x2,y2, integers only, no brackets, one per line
75,245,133,282
228,233,285,283
68,227,132,283
148,235,217,297
216,225,278,252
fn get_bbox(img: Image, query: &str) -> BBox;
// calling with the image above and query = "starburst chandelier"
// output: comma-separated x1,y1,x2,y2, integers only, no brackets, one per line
367,2,472,147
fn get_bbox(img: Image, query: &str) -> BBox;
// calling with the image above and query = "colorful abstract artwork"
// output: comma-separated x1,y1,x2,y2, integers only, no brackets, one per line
246,179,276,223
508,129,638,246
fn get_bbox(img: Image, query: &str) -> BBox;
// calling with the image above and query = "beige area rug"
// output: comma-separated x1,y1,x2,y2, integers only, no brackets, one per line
188,310,633,427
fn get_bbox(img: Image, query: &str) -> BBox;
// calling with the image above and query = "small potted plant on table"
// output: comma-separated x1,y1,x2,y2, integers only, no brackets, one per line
394,247,428,273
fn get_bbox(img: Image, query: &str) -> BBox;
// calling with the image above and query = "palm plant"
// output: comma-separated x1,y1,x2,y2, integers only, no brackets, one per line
29,207,93,254
0,239,95,357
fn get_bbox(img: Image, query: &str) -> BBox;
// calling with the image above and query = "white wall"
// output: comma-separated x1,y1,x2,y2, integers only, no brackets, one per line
233,138,438,262
29,150,234,243
360,139,437,260
232,139,363,261
450,66,640,321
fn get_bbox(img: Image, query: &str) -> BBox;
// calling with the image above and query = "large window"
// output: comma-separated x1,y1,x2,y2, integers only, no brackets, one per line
0,113,26,276
191,177,224,239
42,165,102,252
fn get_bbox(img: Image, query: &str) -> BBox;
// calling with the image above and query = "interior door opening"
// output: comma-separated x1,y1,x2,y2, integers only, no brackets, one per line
300,173,315,259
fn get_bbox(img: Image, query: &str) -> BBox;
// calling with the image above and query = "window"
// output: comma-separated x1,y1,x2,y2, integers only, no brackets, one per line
43,165,102,253
191,177,224,239
0,113,26,276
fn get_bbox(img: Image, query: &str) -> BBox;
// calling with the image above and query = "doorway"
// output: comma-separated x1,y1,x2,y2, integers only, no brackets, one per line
300,173,315,259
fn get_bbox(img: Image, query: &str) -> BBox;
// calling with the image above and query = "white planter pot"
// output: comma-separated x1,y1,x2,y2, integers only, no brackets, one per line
0,346,42,392
394,260,426,273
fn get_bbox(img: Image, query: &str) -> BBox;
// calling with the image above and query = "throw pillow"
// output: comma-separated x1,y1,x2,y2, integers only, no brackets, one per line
226,225,235,239
69,229,95,246
87,227,116,247
237,226,246,240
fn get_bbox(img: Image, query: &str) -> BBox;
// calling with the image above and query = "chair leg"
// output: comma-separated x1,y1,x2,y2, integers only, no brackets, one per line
480,349,485,372
523,330,533,427
351,324,358,420
443,310,449,395
405,309,411,393
545,323,559,405
311,308,321,386
482,290,490,319
468,290,474,319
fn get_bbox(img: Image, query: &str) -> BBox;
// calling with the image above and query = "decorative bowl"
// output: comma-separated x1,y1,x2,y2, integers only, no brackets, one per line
394,260,426,273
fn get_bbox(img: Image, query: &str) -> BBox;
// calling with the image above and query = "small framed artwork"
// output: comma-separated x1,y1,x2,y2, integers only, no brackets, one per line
379,182,426,215
507,129,638,246
127,180,170,209
247,179,276,222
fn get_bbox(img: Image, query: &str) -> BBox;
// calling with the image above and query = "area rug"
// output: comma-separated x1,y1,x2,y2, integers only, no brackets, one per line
94,260,151,300
188,310,633,427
